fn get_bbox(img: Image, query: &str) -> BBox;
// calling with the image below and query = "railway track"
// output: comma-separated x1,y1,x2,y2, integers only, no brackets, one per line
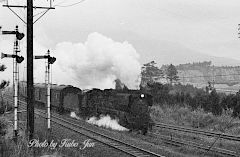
5,97,165,157
155,122,240,142
152,123,240,157
150,131,239,157
4,96,240,156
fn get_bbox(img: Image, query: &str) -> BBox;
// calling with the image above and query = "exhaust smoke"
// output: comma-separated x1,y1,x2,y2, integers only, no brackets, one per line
87,115,129,131
53,32,141,89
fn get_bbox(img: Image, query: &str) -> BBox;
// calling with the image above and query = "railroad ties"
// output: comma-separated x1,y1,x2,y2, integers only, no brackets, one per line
4,95,164,157
153,123,240,157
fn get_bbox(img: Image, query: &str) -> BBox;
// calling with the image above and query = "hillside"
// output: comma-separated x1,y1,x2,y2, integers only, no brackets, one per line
132,38,240,66
163,61,240,91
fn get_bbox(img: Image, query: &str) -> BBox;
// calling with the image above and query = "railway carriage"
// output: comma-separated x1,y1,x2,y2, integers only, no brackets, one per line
19,81,82,112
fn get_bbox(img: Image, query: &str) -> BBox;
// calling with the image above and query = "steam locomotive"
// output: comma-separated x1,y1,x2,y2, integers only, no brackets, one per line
17,81,154,134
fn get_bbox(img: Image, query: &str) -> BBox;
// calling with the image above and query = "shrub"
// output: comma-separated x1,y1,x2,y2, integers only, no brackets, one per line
0,117,7,136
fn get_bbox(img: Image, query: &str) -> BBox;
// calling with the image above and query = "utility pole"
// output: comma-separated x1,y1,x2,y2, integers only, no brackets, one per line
3,0,54,141
26,0,34,141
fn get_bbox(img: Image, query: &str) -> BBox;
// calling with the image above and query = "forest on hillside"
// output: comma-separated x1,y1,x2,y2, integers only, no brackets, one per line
141,61,240,119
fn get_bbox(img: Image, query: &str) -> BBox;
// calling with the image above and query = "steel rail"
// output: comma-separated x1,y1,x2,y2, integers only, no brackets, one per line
5,95,239,156
155,123,240,142
150,132,239,157
5,94,238,142
5,96,165,157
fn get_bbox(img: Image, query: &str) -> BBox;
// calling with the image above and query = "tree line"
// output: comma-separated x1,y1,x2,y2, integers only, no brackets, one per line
141,61,240,118
141,61,179,86
142,82,240,118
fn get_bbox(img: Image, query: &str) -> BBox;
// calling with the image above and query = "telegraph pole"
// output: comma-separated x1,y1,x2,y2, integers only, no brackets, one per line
26,0,34,140
3,0,55,140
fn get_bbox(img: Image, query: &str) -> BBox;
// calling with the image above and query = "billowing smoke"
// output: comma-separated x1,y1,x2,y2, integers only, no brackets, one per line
0,32,141,89
70,112,81,120
52,32,141,89
71,112,129,131
87,115,129,131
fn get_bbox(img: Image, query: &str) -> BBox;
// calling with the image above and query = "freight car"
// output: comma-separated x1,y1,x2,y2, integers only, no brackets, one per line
79,89,154,134
18,81,154,134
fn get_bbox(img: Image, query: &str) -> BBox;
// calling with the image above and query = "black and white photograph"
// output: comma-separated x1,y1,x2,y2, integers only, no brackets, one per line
0,0,240,156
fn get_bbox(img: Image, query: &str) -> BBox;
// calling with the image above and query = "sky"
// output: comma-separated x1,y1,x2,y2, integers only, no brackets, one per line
1,0,240,61
1,0,240,88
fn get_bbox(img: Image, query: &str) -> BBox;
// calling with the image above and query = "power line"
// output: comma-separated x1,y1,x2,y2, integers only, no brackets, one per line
33,9,51,24
54,0,86,7
3,0,55,141
33,0,86,19
33,10,47,17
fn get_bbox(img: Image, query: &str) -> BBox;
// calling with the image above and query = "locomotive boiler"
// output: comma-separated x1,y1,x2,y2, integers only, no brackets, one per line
79,89,154,134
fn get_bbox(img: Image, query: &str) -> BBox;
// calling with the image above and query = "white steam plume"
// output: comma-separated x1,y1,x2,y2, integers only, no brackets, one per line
87,115,129,131
70,112,80,120
52,32,141,89
0,32,141,89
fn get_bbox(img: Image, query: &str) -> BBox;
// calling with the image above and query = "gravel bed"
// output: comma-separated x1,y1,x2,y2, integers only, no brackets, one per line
33,111,132,157
58,112,194,157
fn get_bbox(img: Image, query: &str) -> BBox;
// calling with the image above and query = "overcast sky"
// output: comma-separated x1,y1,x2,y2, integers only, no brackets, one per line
1,0,240,87
1,0,240,62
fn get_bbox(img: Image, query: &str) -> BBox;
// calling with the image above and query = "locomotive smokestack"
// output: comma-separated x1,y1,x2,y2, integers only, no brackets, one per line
115,79,128,90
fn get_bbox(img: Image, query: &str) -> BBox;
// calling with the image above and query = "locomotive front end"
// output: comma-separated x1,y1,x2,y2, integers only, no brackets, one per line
126,92,154,134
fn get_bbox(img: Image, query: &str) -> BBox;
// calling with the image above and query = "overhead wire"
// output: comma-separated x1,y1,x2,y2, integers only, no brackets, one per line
53,0,68,6
54,0,86,7
33,0,87,23
33,10,47,17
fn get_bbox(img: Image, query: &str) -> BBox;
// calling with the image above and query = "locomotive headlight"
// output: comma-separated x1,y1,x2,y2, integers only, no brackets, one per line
140,94,145,98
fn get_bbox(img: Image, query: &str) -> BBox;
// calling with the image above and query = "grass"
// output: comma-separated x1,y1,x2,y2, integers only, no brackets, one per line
0,98,88,157
0,116,7,136
0,100,13,114
0,115,67,157
150,104,240,134
150,104,240,156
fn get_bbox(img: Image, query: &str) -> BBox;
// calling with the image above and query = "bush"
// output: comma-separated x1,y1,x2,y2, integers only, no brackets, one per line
190,110,215,128
0,101,13,114
151,104,240,135
0,117,7,136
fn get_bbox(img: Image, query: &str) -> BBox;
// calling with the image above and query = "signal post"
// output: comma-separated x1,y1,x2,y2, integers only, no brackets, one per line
35,50,56,139
3,0,55,141
1,25,24,142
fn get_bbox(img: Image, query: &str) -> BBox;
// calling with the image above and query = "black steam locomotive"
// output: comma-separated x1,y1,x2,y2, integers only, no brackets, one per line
18,81,154,134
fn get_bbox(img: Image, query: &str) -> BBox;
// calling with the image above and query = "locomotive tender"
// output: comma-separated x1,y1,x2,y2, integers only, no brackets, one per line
18,81,154,134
